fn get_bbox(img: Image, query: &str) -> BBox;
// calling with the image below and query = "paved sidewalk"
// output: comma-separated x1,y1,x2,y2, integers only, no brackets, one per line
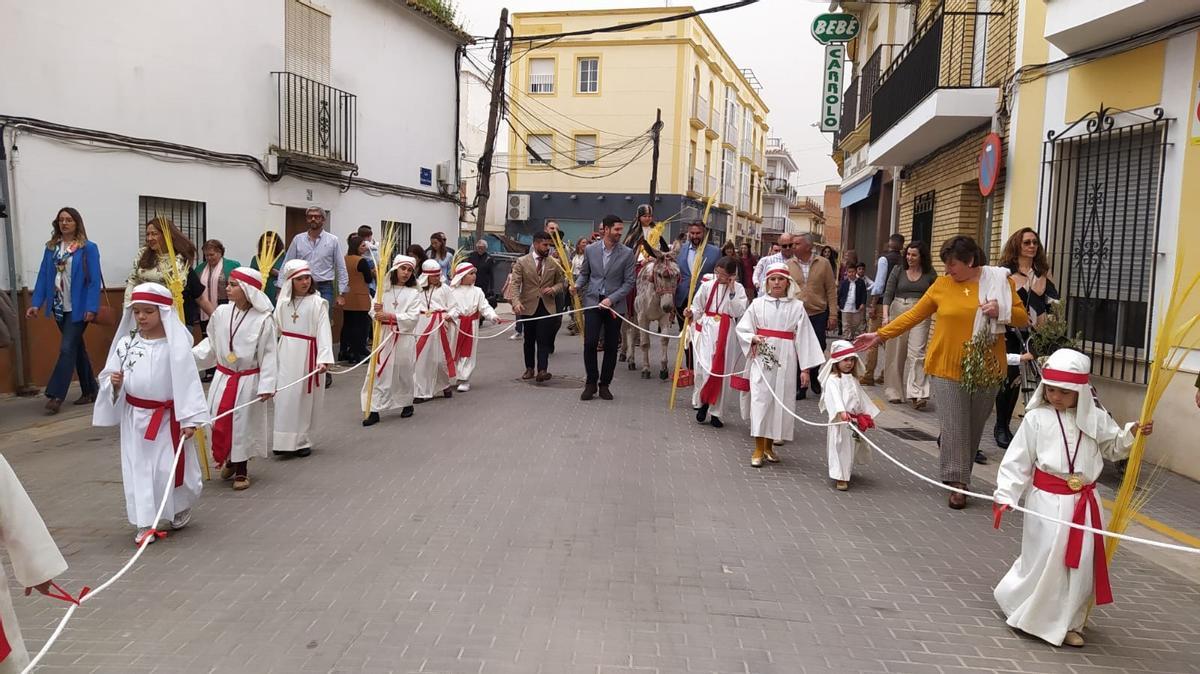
2,323,1199,674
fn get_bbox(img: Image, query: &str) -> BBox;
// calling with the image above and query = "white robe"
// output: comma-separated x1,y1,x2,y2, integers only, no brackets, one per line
273,294,334,453
0,454,68,674
689,279,748,420
413,285,458,399
993,407,1134,645
820,373,880,481
735,296,824,441
362,286,421,412
449,285,499,383
95,337,208,527
193,305,278,463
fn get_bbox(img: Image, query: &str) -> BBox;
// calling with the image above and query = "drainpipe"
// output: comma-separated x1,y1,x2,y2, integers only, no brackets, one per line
889,165,901,235
0,124,31,393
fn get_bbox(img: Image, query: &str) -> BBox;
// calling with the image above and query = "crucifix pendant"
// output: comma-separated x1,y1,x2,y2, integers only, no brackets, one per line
290,303,299,321
963,288,971,296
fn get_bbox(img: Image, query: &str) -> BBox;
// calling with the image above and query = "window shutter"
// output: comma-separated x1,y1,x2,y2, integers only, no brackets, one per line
285,0,331,84
530,58,554,93
575,135,596,166
528,134,552,164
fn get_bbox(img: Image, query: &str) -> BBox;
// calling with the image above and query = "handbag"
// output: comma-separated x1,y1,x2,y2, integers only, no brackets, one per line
81,245,117,326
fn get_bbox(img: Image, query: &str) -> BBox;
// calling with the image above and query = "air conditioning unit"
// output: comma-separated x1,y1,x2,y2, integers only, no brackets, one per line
436,161,454,187
507,194,530,221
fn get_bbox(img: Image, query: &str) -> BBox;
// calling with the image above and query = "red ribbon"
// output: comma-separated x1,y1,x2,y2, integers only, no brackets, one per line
832,347,857,359
281,330,319,393
698,280,731,405
415,311,457,379
851,413,875,431
1033,468,1113,605
454,312,480,360
229,269,263,290
373,319,402,376
129,291,173,306
210,365,261,467
124,394,184,487
44,581,91,605
1042,368,1090,385
755,328,795,340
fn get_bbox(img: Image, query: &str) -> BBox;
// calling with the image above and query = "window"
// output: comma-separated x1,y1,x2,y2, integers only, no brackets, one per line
380,220,413,251
527,134,552,165
577,58,599,93
530,58,554,94
739,163,751,212
574,134,596,166
285,0,331,83
721,148,736,204
139,196,206,251
911,191,934,249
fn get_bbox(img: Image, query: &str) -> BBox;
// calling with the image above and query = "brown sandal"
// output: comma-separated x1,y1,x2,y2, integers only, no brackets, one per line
948,482,967,509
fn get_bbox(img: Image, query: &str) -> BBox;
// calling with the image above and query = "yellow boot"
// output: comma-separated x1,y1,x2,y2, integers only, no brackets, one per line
751,437,766,468
764,443,780,463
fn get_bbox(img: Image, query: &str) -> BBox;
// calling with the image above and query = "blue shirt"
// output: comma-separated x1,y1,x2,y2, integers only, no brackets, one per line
283,230,349,291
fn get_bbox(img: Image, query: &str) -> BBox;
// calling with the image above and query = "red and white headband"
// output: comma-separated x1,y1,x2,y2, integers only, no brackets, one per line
1041,368,1089,386
229,269,263,291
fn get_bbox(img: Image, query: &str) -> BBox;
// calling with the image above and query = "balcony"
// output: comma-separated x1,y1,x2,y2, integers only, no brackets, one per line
689,167,704,195
708,175,719,199
761,216,787,234
721,184,736,207
740,137,754,159
529,73,554,94
867,4,1003,166
272,72,357,167
765,177,789,195
766,137,783,153
691,95,709,129
738,190,750,213
1045,0,1200,55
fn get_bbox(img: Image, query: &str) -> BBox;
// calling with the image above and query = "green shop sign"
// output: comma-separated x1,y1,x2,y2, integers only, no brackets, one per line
811,13,860,44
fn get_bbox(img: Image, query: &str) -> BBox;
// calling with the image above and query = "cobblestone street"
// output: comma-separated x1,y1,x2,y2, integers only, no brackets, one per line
4,328,1200,674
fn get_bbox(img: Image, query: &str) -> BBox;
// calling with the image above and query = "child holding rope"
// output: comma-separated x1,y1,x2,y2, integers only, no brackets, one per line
818,339,878,491
448,261,501,393
362,255,421,426
992,348,1153,648
273,261,334,456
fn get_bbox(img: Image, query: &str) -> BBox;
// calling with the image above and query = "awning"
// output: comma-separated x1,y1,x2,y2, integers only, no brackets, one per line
840,172,878,208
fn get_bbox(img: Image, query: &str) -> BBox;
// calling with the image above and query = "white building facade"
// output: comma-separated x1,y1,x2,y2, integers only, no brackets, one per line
761,138,801,245
1,0,469,290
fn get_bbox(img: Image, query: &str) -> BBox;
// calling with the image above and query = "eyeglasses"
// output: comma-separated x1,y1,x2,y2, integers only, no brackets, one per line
780,243,794,248
1021,239,1038,247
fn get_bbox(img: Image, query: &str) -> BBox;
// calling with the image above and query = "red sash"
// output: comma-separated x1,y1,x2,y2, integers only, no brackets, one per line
454,312,480,360
415,311,457,379
698,285,731,405
125,394,185,487
281,330,319,394
1032,468,1113,605
755,328,795,340
210,365,261,467
0,619,9,662
373,318,402,376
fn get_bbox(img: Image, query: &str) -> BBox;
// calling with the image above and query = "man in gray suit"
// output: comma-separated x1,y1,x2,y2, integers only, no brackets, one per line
571,215,637,401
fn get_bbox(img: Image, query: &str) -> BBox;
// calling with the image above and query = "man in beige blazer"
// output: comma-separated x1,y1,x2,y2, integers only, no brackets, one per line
511,231,567,381
787,232,838,399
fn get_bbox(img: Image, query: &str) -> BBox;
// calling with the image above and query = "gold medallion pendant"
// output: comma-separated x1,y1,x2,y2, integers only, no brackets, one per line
1066,473,1085,492
225,352,238,365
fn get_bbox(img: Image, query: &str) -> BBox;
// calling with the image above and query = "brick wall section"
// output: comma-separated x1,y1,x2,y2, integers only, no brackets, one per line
822,184,842,249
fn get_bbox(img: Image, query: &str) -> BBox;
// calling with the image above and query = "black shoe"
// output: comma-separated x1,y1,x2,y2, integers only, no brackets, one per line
325,373,333,388
974,450,988,465
272,450,285,457
296,447,312,457
695,404,709,423
795,389,807,401
400,406,414,418
993,424,1013,449
362,412,380,427
443,387,453,398
414,397,428,404
598,384,613,400
710,416,723,428
581,383,596,401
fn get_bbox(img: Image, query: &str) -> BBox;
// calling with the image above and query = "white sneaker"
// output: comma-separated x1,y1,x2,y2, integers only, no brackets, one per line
457,383,470,392
134,527,157,545
509,333,521,341
170,508,191,531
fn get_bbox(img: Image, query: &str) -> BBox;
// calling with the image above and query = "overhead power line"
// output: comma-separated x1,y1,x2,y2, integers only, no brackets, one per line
477,0,761,43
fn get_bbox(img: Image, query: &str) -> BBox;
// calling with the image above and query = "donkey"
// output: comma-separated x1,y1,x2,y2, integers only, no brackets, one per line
622,255,681,379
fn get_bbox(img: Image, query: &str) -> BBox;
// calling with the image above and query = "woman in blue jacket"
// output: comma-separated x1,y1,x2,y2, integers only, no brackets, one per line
25,207,102,414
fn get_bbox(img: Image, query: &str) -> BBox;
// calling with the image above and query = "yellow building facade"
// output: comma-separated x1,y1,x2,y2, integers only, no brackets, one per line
506,7,769,245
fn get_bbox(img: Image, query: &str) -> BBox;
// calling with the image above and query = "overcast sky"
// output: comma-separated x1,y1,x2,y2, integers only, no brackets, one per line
458,0,840,197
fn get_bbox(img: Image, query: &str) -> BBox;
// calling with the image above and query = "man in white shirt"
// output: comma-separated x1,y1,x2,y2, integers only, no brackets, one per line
753,235,793,293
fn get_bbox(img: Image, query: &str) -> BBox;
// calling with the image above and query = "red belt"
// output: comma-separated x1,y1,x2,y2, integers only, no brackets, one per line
699,313,732,406
210,365,260,467
756,328,794,340
1032,468,1113,605
125,394,185,488
415,311,457,379
281,330,319,394
374,318,403,376
454,312,480,360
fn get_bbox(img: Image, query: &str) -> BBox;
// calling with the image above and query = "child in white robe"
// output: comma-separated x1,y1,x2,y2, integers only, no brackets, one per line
735,263,825,467
193,267,278,490
413,259,459,402
94,283,211,545
0,453,68,674
993,348,1153,648
687,260,747,428
362,255,421,426
273,260,335,457
818,340,879,491
448,261,500,393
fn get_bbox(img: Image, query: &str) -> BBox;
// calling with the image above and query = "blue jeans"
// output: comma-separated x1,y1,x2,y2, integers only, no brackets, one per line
315,281,335,319
47,312,97,400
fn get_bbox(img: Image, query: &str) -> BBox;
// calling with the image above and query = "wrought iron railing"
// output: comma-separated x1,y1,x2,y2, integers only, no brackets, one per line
837,74,861,144
690,167,705,193
1037,106,1171,384
762,216,787,233
529,73,554,94
869,4,1002,140
272,72,357,165
708,175,719,198
693,95,709,126
859,43,899,123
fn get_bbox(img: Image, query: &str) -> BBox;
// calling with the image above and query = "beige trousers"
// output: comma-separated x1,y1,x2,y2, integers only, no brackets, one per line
884,297,931,401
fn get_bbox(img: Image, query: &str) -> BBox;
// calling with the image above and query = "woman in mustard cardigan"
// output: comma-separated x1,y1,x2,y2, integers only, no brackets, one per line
855,236,1028,509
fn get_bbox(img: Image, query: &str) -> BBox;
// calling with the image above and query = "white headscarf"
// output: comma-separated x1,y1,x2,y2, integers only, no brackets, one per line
418,259,442,289
93,283,209,428
389,254,417,274
276,260,313,306
762,262,799,298
451,262,476,288
1026,348,1106,439
817,339,863,400
228,267,273,314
